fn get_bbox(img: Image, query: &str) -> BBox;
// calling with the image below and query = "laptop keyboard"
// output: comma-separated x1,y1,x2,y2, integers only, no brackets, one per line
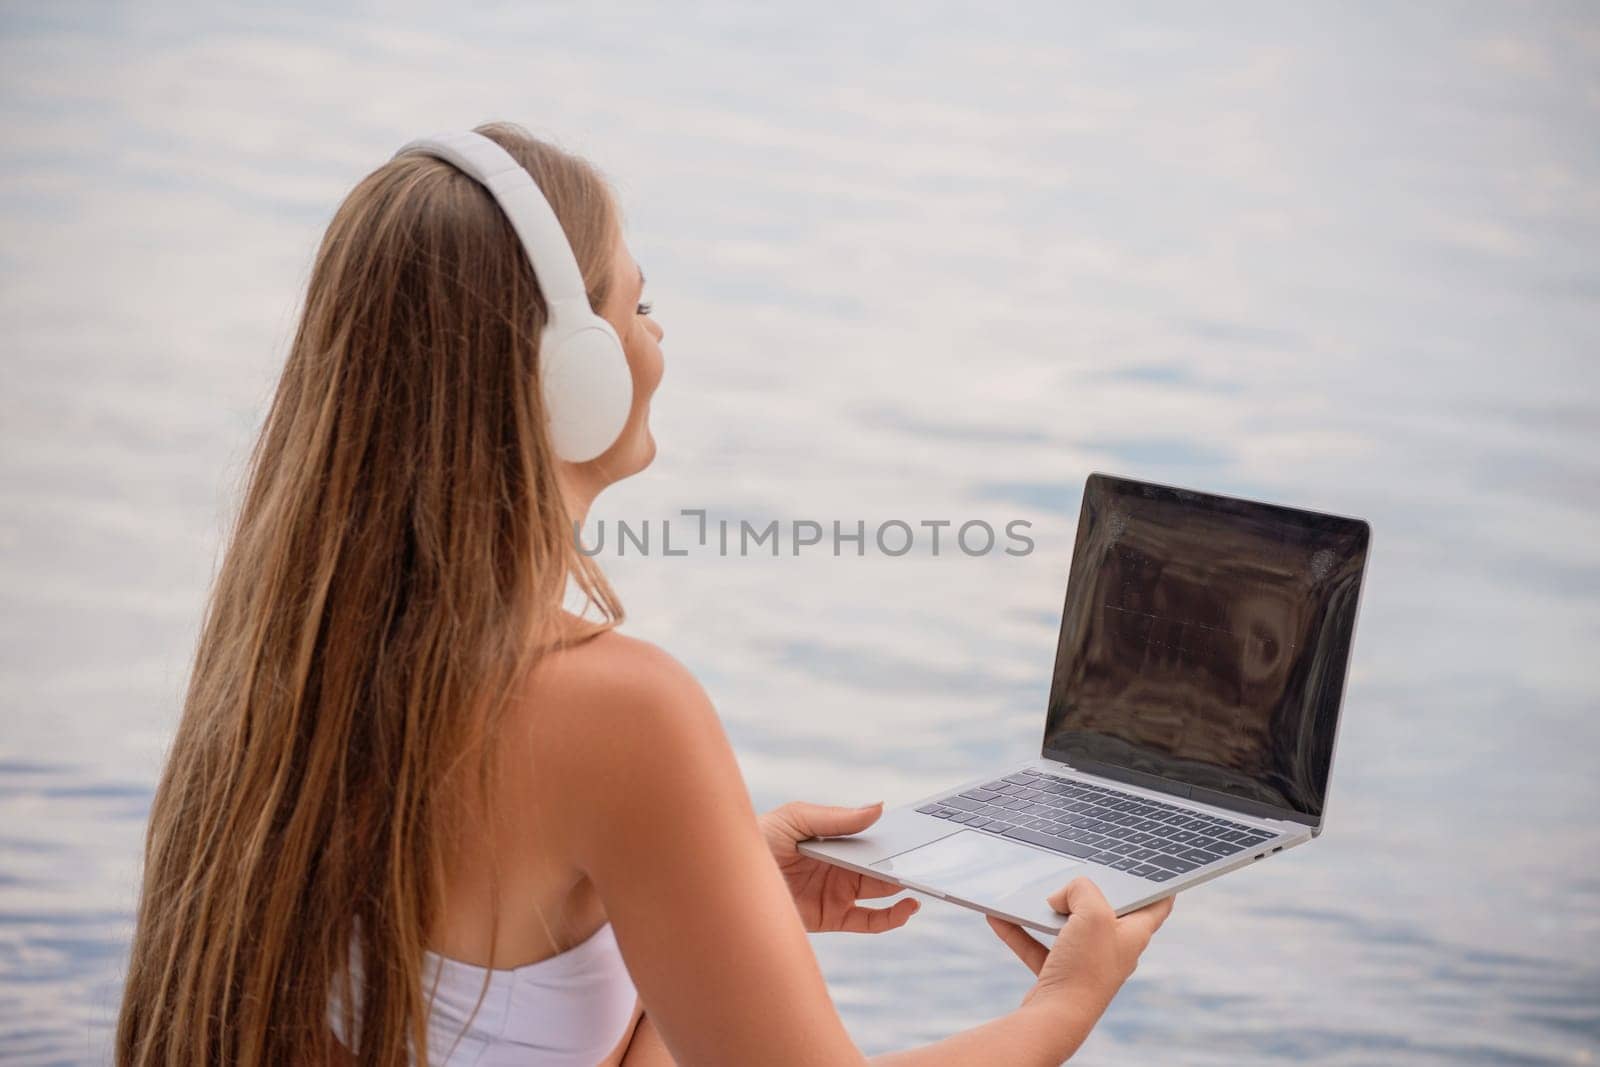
917,768,1276,883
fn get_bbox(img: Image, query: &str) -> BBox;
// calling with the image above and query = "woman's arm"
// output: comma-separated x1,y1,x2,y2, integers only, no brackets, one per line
616,997,1092,1066
615,848,1172,1067
617,889,1173,1067
530,632,1164,1066
534,632,864,1064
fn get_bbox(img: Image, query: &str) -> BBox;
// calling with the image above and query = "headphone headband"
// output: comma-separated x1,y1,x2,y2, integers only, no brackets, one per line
394,131,591,312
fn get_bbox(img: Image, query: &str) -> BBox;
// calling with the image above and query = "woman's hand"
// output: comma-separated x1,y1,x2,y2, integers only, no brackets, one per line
759,801,921,934
987,878,1173,1049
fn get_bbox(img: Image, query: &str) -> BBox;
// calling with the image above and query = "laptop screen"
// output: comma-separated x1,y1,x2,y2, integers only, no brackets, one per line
1041,474,1369,823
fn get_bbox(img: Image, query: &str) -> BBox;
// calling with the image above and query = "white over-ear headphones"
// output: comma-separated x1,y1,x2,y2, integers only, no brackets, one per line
393,131,633,463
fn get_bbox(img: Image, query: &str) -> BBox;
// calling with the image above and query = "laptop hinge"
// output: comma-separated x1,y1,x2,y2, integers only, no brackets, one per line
1042,754,1310,830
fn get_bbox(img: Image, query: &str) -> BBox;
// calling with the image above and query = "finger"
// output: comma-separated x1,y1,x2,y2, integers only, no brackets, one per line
838,896,920,934
986,916,1048,975
1046,876,1114,921
1120,893,1175,940
778,800,884,840
855,875,906,899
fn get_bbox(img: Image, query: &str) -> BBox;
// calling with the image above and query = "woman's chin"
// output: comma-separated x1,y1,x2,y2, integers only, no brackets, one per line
612,429,657,483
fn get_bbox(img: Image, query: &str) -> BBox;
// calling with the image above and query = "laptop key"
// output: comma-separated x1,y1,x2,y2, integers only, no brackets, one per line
1002,774,1035,786
949,812,976,824
1002,826,1098,860
1149,853,1197,873
1089,851,1121,864
982,780,1011,791
1175,847,1222,864
1109,858,1138,871
1147,869,1176,882
916,804,941,814
943,797,985,813
1128,863,1159,877
960,789,1001,802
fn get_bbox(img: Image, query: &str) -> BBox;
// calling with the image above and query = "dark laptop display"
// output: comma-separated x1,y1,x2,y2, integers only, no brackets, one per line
1042,474,1370,825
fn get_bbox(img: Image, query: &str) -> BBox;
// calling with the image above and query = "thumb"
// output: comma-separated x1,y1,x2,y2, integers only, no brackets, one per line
778,800,884,840
1046,876,1113,920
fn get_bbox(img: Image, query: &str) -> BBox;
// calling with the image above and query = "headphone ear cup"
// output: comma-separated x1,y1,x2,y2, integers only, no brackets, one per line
541,319,634,463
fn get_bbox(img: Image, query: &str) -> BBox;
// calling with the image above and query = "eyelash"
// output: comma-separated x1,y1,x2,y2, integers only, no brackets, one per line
636,300,653,316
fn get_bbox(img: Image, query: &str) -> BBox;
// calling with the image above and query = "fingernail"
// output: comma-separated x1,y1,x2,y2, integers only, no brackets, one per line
858,800,884,809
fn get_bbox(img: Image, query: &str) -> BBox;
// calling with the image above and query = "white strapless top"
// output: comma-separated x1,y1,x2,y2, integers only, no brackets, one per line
331,922,638,1066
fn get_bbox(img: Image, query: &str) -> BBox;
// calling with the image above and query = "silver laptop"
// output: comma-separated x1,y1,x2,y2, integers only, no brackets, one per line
799,473,1370,934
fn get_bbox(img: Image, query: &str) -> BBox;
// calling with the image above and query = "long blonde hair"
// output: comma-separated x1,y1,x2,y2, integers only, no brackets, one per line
116,122,623,1066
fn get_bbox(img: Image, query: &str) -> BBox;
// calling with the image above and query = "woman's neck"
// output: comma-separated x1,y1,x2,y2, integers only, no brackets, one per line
558,467,601,529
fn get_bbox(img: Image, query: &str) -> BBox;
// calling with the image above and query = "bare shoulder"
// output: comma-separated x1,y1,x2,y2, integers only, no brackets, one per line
534,626,708,718
504,626,754,884
510,626,726,786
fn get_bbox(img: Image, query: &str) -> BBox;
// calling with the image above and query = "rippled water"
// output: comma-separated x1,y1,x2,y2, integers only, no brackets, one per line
2,3,1597,1063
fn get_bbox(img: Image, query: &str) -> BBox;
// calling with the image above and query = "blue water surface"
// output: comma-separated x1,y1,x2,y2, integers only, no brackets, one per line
1,3,1596,1063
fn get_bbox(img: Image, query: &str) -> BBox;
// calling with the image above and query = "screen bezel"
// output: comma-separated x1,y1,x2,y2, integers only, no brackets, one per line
1040,472,1371,830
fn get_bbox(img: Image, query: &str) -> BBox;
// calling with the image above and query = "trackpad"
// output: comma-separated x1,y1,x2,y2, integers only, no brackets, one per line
872,830,1083,902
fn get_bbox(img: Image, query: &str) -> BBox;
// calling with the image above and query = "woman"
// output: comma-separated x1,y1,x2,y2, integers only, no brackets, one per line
116,121,1172,1067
